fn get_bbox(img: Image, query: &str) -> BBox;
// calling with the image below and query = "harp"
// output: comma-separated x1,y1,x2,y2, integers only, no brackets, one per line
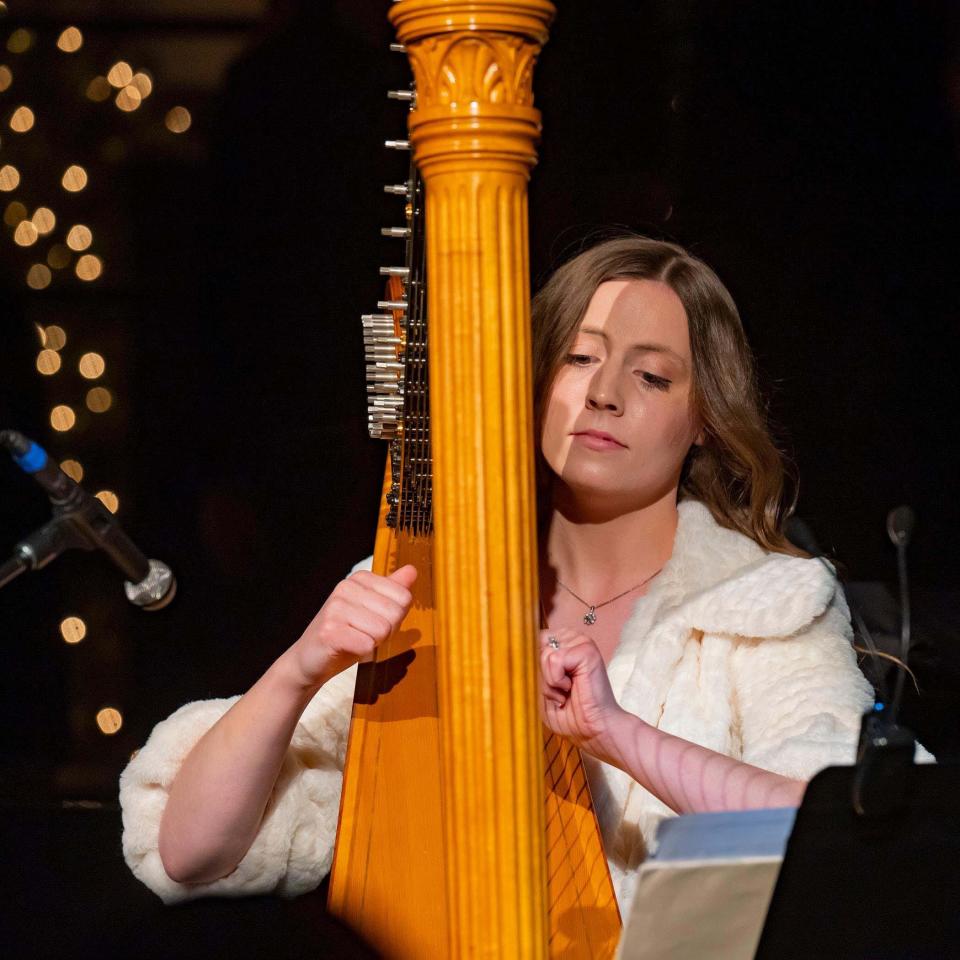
328,3,620,955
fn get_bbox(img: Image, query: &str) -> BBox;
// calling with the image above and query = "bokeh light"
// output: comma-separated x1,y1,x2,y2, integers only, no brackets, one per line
79,352,105,379
50,404,76,432
6,29,33,55
96,707,123,735
36,349,61,375
3,199,25,224
60,616,86,644
115,85,141,113
60,459,83,482
9,105,35,132
44,325,66,350
56,27,83,53
26,263,51,289
165,106,191,134
13,218,37,245
62,165,87,192
95,490,119,513
66,223,92,251
75,253,102,281
47,243,71,269
0,163,20,190
131,72,153,99
106,61,133,88
85,76,110,102
0,65,12,92
31,206,55,234
85,386,112,413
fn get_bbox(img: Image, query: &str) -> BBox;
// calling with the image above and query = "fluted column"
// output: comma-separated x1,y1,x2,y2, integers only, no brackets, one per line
390,2,555,956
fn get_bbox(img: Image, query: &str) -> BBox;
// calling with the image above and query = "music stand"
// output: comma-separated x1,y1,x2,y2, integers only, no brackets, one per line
755,762,960,959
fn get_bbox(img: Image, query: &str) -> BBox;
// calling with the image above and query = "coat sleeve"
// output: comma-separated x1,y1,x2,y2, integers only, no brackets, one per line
119,663,358,904
731,588,877,780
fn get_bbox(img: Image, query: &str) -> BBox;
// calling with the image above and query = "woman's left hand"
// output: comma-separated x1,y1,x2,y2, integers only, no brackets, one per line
539,629,627,764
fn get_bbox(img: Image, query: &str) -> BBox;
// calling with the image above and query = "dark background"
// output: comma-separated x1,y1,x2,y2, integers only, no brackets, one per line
0,3,958,939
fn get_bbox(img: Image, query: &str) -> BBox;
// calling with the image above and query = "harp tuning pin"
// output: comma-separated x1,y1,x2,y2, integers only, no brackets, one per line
378,299,407,312
384,183,411,197
385,139,411,151
388,89,415,102
381,227,411,239
380,266,410,277
390,43,406,54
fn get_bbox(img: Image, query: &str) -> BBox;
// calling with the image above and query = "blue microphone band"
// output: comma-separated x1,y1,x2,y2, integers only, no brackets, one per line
13,441,48,474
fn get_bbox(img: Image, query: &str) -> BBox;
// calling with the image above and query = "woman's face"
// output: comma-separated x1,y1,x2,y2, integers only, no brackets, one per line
540,279,703,511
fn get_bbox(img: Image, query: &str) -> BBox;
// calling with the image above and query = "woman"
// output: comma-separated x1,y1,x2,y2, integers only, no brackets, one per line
119,236,875,910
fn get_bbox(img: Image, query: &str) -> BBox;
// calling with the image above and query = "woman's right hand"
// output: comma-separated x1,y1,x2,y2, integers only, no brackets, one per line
284,564,418,690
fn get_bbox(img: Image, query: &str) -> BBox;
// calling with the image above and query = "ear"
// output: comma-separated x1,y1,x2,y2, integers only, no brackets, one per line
694,426,706,446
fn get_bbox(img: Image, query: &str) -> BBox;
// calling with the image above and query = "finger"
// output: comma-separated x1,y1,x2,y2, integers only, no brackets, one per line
339,603,393,644
337,578,408,628
350,568,415,608
540,649,572,697
388,564,418,589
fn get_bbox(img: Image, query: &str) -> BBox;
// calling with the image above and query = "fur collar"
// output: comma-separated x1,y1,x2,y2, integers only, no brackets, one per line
609,499,836,670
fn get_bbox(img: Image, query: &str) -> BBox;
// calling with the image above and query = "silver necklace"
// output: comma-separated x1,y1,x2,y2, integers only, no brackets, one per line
554,567,662,625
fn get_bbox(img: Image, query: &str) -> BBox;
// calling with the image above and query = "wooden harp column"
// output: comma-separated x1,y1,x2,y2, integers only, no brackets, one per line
330,2,619,957
394,1,555,955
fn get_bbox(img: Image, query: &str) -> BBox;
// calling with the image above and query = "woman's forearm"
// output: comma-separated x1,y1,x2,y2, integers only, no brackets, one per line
600,711,806,815
157,651,322,885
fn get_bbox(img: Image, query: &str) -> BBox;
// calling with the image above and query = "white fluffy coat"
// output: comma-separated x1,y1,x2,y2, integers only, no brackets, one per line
119,500,885,907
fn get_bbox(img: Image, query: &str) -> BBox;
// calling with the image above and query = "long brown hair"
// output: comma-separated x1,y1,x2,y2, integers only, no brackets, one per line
532,234,806,557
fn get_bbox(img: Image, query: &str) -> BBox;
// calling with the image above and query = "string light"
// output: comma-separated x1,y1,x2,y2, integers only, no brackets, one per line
78,352,105,379
115,85,141,113
26,263,51,289
31,206,55,234
75,253,102,280
95,707,123,735
9,105,35,132
47,243,71,269
106,61,133,88
13,218,37,245
131,72,153,99
6,29,32,55
50,404,76,432
165,106,191,134
56,27,83,54
44,325,66,350
3,199,25,224
95,490,119,513
0,163,20,190
85,76,110,102
66,224,92,250
36,349,61,375
60,459,83,482
61,165,87,192
85,386,112,413
60,616,86,644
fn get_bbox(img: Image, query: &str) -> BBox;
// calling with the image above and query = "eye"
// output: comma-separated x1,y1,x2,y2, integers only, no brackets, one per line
637,371,671,391
565,353,595,367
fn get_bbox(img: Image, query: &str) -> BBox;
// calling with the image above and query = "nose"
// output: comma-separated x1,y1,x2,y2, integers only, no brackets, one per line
586,363,623,414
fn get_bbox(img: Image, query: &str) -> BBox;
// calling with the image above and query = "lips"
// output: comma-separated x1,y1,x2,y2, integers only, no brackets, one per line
573,429,627,449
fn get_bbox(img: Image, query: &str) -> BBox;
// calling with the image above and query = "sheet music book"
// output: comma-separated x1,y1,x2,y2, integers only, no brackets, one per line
617,807,796,960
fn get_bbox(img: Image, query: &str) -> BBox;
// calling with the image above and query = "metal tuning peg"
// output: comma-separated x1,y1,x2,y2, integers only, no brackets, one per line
381,227,411,239
385,139,411,152
388,89,415,103
380,266,410,278
390,43,406,54
384,183,412,196
378,299,407,312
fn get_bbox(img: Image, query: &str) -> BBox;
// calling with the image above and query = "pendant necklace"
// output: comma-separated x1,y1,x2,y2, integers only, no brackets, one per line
554,567,663,625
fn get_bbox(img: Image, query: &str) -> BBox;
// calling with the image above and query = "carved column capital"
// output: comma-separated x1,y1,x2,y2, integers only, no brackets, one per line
389,0,556,178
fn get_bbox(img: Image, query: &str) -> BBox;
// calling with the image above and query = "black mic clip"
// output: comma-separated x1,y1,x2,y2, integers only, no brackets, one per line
852,705,916,818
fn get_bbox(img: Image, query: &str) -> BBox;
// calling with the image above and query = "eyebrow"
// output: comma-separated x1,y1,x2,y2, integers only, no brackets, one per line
577,327,689,367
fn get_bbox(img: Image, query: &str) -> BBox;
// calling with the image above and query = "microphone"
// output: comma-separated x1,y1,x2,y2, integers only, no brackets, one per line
0,429,176,610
